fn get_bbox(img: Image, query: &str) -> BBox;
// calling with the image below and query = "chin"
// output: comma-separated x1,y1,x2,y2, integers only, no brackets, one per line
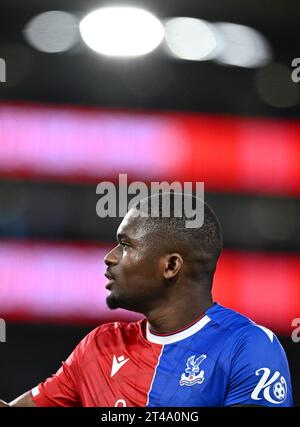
106,293,144,314
106,294,120,310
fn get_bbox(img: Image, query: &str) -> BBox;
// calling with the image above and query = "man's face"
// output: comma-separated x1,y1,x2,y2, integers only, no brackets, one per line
104,211,164,312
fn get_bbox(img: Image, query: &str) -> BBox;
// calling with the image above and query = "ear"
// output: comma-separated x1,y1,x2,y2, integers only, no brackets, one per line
163,253,183,279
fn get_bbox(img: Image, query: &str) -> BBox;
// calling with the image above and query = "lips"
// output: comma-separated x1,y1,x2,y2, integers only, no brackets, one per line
104,271,114,281
104,270,115,289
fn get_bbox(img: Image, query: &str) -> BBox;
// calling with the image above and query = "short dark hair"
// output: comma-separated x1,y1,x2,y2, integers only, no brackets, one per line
133,192,223,277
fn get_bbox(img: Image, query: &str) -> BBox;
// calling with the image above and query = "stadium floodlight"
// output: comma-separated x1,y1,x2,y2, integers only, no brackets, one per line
24,11,79,53
79,7,164,57
164,17,219,61
214,22,272,68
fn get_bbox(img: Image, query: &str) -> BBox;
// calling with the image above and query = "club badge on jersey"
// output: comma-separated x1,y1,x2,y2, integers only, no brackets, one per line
179,355,207,386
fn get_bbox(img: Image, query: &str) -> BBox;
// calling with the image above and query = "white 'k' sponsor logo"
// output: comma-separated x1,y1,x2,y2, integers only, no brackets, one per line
111,355,130,378
251,368,287,404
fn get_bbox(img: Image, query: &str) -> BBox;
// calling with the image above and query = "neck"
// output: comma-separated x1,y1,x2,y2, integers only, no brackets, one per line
145,290,214,335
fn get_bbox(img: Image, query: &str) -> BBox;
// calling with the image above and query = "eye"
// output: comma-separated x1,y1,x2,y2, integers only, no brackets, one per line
120,241,130,248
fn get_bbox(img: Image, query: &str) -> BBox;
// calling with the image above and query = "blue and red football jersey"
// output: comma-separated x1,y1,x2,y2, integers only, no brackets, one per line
31,303,293,407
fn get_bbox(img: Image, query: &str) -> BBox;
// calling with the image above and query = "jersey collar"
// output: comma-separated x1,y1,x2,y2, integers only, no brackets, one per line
145,314,211,345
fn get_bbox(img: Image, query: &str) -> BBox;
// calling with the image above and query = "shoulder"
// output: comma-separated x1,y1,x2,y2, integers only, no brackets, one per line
207,304,287,360
229,323,288,367
230,323,282,355
207,303,254,333
75,319,143,353
233,323,278,345
210,307,294,406
222,324,293,406
208,304,279,341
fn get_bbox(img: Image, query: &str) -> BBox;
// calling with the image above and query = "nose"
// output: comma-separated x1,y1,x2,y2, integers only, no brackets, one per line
104,245,119,267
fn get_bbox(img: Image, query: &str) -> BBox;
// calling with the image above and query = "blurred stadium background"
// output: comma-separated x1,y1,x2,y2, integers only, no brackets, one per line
0,0,300,406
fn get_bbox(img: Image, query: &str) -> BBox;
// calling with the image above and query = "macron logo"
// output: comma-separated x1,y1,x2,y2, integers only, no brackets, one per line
111,355,130,378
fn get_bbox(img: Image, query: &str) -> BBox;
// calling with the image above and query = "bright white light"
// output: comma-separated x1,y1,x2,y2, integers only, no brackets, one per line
79,7,164,57
214,22,272,68
24,11,79,53
164,17,219,61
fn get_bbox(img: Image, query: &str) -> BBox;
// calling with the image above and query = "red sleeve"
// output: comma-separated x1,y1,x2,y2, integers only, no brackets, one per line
31,327,101,407
31,348,81,407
